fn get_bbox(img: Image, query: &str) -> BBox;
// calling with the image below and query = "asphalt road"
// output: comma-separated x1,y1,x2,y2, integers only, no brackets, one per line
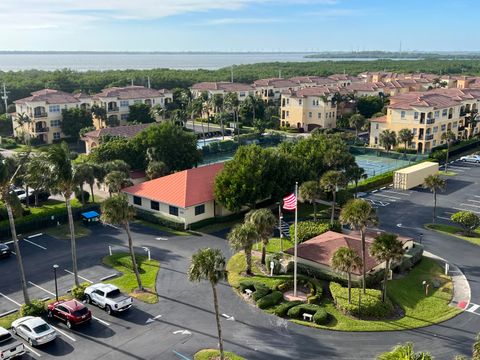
1,159,480,359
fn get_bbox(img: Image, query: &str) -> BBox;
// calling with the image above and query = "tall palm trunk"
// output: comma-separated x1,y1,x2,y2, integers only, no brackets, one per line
34,191,39,207
347,272,351,304
80,184,85,205
211,283,225,360
89,183,95,203
261,238,267,265
313,201,317,221
245,248,252,275
125,222,143,290
382,259,390,302
433,190,437,223
354,180,359,199
65,195,79,287
360,228,366,294
330,190,336,225
25,184,30,208
6,202,30,305
236,110,240,145
201,119,206,147
445,143,450,173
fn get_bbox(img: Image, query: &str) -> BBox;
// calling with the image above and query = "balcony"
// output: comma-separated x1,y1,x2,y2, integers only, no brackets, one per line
426,118,435,124
107,106,119,112
34,127,49,133
425,134,434,141
34,112,48,118
458,126,465,131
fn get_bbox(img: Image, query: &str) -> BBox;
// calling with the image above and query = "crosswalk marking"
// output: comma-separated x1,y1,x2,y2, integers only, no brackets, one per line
468,304,480,313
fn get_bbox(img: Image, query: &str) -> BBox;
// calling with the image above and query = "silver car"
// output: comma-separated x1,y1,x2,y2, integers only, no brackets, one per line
460,155,480,163
11,316,57,346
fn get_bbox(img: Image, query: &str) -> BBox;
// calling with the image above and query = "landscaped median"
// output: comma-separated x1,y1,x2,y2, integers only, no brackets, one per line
227,253,461,331
426,223,480,246
194,349,245,360
103,253,160,304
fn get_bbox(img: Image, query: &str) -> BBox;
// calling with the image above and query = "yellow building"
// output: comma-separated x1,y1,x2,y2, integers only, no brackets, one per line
280,87,345,131
369,88,480,153
253,78,299,104
92,86,173,129
13,89,92,144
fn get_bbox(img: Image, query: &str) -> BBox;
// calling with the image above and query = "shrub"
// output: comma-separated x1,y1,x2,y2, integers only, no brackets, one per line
20,299,45,317
239,280,257,293
407,243,423,266
313,308,329,325
289,221,339,243
273,300,303,316
355,171,393,193
307,295,321,305
276,280,294,292
329,282,394,318
75,188,90,203
266,253,282,275
252,284,271,301
287,304,321,319
72,282,90,300
257,291,283,309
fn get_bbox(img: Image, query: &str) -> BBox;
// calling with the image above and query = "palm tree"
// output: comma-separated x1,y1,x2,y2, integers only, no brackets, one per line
441,130,456,173
0,156,30,304
346,164,367,199
227,222,258,275
74,162,95,205
340,199,378,294
105,170,133,196
379,129,397,153
224,92,240,142
331,247,362,304
25,154,52,207
146,161,168,180
45,142,80,286
15,113,33,145
245,208,277,265
377,342,433,360
397,128,414,157
473,333,480,360
423,174,446,223
349,114,366,139
320,170,346,225
299,180,322,221
101,194,143,291
188,248,227,360
210,94,225,139
370,233,405,302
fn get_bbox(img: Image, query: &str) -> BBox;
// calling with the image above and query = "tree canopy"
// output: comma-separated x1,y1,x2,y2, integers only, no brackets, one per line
128,103,155,123
60,108,93,141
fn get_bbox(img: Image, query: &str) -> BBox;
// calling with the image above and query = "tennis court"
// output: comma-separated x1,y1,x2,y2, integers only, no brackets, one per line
355,154,414,178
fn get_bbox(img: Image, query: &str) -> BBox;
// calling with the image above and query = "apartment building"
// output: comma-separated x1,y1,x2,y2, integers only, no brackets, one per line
253,78,299,104
288,76,338,88
190,82,254,101
369,88,480,153
13,89,92,144
92,85,173,129
280,87,346,131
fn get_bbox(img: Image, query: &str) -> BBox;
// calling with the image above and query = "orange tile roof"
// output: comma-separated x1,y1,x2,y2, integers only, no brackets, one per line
122,163,224,208
370,115,387,123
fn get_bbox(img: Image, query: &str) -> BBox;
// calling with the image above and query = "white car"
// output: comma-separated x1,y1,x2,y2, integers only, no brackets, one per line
84,284,133,315
0,326,25,359
11,316,57,347
460,155,480,163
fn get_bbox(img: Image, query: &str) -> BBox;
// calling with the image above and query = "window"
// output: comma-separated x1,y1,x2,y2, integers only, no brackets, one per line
414,112,419,120
53,132,61,140
375,124,379,130
374,137,378,145
169,206,179,216
442,109,448,117
120,100,129,107
401,111,406,119
150,201,159,211
453,121,458,128
286,99,289,105
286,111,289,117
318,113,321,118
121,114,129,121
195,204,205,216
49,105,60,113
133,196,142,206
308,112,312,118
433,126,438,133
434,110,440,118
433,140,437,146
298,99,302,105
50,120,61,127
239,92,246,97
441,124,446,131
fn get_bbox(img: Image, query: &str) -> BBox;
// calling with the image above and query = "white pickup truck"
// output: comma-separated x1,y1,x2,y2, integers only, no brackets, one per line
84,284,133,315
0,327,25,360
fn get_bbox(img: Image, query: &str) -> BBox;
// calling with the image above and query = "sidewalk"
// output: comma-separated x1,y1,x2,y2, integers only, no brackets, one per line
424,250,471,310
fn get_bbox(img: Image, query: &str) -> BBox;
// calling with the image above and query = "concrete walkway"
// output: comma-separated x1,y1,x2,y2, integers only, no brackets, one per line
425,250,471,310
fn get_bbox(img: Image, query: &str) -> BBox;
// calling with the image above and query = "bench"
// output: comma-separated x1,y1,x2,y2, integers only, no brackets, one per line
245,289,253,298
302,313,313,322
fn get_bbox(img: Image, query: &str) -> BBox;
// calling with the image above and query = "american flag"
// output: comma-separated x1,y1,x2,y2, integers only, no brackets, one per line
283,193,297,210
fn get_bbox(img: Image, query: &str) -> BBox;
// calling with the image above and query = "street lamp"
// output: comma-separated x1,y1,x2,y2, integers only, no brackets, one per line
53,264,59,302
419,233,424,244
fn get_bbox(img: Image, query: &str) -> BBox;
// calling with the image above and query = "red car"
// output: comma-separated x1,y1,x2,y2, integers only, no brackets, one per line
47,300,92,328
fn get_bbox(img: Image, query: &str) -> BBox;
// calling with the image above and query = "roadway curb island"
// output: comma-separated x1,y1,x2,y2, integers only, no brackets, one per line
424,250,471,310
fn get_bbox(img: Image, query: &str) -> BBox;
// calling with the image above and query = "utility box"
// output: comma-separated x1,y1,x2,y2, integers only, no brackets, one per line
393,162,439,190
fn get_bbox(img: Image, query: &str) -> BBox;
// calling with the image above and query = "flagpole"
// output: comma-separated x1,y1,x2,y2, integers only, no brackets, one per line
294,181,298,297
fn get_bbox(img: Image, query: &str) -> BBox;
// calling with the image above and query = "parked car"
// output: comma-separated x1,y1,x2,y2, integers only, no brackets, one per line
11,317,56,347
84,284,133,315
0,326,25,359
47,299,92,328
460,154,480,163
0,243,11,259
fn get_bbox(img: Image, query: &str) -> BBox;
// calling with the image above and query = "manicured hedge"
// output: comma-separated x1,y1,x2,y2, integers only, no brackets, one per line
355,171,393,193
239,280,257,293
287,304,321,319
20,299,46,317
313,308,329,325
289,221,341,244
329,282,394,318
257,291,283,309
252,284,271,301
273,301,304,317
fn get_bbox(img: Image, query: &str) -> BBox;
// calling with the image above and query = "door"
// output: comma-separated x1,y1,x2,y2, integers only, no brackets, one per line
92,290,105,306
55,305,69,321
17,324,30,341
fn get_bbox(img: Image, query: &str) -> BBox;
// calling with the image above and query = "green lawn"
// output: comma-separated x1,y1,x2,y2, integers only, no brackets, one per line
103,253,160,304
194,349,245,360
45,220,91,240
0,312,19,329
227,253,461,331
426,223,480,246
254,237,294,254
135,219,191,236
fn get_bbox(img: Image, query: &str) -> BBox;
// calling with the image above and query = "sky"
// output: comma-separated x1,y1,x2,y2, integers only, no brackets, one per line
1,0,479,52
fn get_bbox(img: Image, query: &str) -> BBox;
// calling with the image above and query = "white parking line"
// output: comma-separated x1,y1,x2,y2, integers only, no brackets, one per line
468,199,480,204
28,281,55,296
27,233,43,239
24,343,42,357
460,203,480,208
475,195,480,198
371,193,401,200
383,190,410,196
0,292,21,307
468,304,480,313
64,269,93,284
92,316,110,326
49,324,76,342
23,239,47,250
437,216,452,221
453,207,480,214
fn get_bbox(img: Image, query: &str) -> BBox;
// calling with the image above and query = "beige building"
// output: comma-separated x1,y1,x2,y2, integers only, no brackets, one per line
122,163,231,229
280,87,346,131
190,82,254,101
253,78,299,104
92,86,173,129
370,88,480,153
13,89,92,144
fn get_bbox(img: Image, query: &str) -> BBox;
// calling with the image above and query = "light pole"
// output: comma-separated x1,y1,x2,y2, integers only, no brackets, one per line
419,233,423,244
53,264,59,302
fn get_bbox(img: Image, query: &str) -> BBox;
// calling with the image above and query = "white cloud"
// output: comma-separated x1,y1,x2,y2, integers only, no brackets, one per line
307,8,364,17
205,17,282,25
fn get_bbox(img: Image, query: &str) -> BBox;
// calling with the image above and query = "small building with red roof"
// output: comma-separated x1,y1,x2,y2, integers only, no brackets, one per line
122,163,228,228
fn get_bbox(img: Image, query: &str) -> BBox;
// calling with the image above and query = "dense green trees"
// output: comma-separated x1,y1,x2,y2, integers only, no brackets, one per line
451,211,480,236
356,96,385,119
331,247,362,304
397,128,414,156
379,130,397,152
128,103,154,123
60,108,93,141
